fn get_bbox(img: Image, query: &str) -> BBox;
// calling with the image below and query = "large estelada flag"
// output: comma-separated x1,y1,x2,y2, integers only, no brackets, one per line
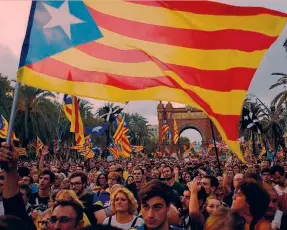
17,0,287,162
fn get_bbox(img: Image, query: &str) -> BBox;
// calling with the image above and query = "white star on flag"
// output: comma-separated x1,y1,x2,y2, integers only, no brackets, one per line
244,116,249,120
43,0,84,39
92,126,103,133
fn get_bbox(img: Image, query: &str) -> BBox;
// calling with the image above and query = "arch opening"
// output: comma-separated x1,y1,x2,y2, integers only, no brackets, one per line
180,128,203,144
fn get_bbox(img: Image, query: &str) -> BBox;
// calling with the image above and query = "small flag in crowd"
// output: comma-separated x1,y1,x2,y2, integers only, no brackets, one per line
173,119,179,144
86,124,108,136
241,107,262,134
32,136,44,156
0,114,19,141
161,120,169,141
108,143,119,159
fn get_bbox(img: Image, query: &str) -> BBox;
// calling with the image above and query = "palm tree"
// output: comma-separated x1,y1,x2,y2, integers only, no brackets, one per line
269,73,287,107
14,86,57,147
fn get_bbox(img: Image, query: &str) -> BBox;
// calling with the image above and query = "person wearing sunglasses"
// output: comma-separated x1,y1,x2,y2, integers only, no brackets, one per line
49,200,84,230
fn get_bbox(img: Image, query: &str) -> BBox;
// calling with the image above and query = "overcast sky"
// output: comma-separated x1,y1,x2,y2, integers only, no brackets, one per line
0,0,287,141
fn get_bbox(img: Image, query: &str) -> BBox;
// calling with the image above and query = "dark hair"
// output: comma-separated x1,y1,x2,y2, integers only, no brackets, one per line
270,165,284,176
0,175,4,181
203,175,219,189
240,182,270,221
53,200,83,224
162,165,173,172
19,184,32,198
138,179,172,206
40,169,55,184
69,171,88,186
116,167,123,173
96,173,107,186
261,168,270,174
23,175,34,185
0,215,31,230
244,172,262,183
132,167,144,175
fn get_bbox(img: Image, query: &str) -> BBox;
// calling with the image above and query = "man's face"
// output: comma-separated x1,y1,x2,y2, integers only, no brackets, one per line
49,205,82,230
108,176,118,188
109,165,116,172
127,163,133,173
261,161,270,170
181,190,190,210
70,176,84,196
39,174,51,190
200,178,212,195
265,189,278,220
0,179,3,196
262,172,271,183
22,176,32,186
162,167,172,179
151,170,160,179
141,196,170,229
54,174,62,187
233,174,244,190
133,170,143,183
273,171,284,185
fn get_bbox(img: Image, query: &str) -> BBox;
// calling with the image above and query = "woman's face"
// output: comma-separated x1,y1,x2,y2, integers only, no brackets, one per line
185,173,192,183
127,176,134,185
60,178,70,189
115,192,129,213
98,175,107,185
206,198,221,214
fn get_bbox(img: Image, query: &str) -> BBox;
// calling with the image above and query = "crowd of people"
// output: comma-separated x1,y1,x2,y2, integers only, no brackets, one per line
0,141,287,230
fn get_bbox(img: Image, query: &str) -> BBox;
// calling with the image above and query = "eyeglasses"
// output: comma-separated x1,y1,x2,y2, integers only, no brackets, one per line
49,216,76,224
70,182,82,187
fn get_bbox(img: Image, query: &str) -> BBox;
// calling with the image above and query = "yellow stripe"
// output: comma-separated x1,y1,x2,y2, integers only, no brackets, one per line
85,0,287,36
18,67,245,161
95,28,266,70
52,49,247,114
18,66,245,114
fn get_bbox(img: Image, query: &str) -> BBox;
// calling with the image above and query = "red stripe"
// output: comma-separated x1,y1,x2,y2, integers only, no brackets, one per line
28,59,240,141
88,7,277,52
64,106,72,115
125,0,287,17
29,57,254,92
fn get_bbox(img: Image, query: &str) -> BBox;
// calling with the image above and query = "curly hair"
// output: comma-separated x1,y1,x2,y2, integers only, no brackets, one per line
110,187,138,215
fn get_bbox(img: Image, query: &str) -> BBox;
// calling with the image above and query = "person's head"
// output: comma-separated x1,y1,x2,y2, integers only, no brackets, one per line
132,167,144,183
107,172,121,188
261,161,270,170
110,187,138,215
69,172,88,196
270,165,285,185
109,164,116,172
244,172,262,184
19,184,32,206
151,169,160,179
30,167,39,183
232,182,270,220
162,165,173,180
181,187,191,211
263,184,278,221
39,209,52,230
233,165,240,174
184,172,192,184
0,175,4,196
39,170,55,191
126,176,134,185
96,173,107,186
233,173,244,190
203,196,222,215
204,207,245,230
48,191,59,209
54,173,65,187
127,162,133,173
61,178,70,190
22,175,34,186
116,167,124,177
139,180,172,229
261,168,271,183
50,200,84,230
200,176,219,195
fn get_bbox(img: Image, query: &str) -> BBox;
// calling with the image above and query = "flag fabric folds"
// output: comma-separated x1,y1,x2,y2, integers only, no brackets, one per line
173,119,179,144
241,107,263,134
63,94,85,145
161,120,169,142
17,0,287,162
0,114,19,141
108,143,119,158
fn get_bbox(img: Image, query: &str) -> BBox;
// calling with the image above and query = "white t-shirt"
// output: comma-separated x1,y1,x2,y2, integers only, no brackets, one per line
103,215,144,230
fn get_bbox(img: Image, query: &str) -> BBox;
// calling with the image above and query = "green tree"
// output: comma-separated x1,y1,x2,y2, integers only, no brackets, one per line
0,74,13,117
269,73,287,108
179,136,190,146
14,86,57,147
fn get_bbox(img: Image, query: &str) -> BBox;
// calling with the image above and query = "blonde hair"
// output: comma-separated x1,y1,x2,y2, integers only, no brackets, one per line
204,207,240,230
203,196,221,212
110,187,138,215
56,189,84,208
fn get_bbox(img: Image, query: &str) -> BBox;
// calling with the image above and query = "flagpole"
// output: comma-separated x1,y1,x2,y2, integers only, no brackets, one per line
209,119,222,175
7,82,20,144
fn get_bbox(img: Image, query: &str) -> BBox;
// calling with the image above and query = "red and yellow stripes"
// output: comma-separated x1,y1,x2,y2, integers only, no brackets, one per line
18,0,287,162
161,124,169,141
173,119,179,144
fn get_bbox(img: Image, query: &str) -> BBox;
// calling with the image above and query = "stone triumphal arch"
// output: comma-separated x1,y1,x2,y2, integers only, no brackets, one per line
157,102,220,154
